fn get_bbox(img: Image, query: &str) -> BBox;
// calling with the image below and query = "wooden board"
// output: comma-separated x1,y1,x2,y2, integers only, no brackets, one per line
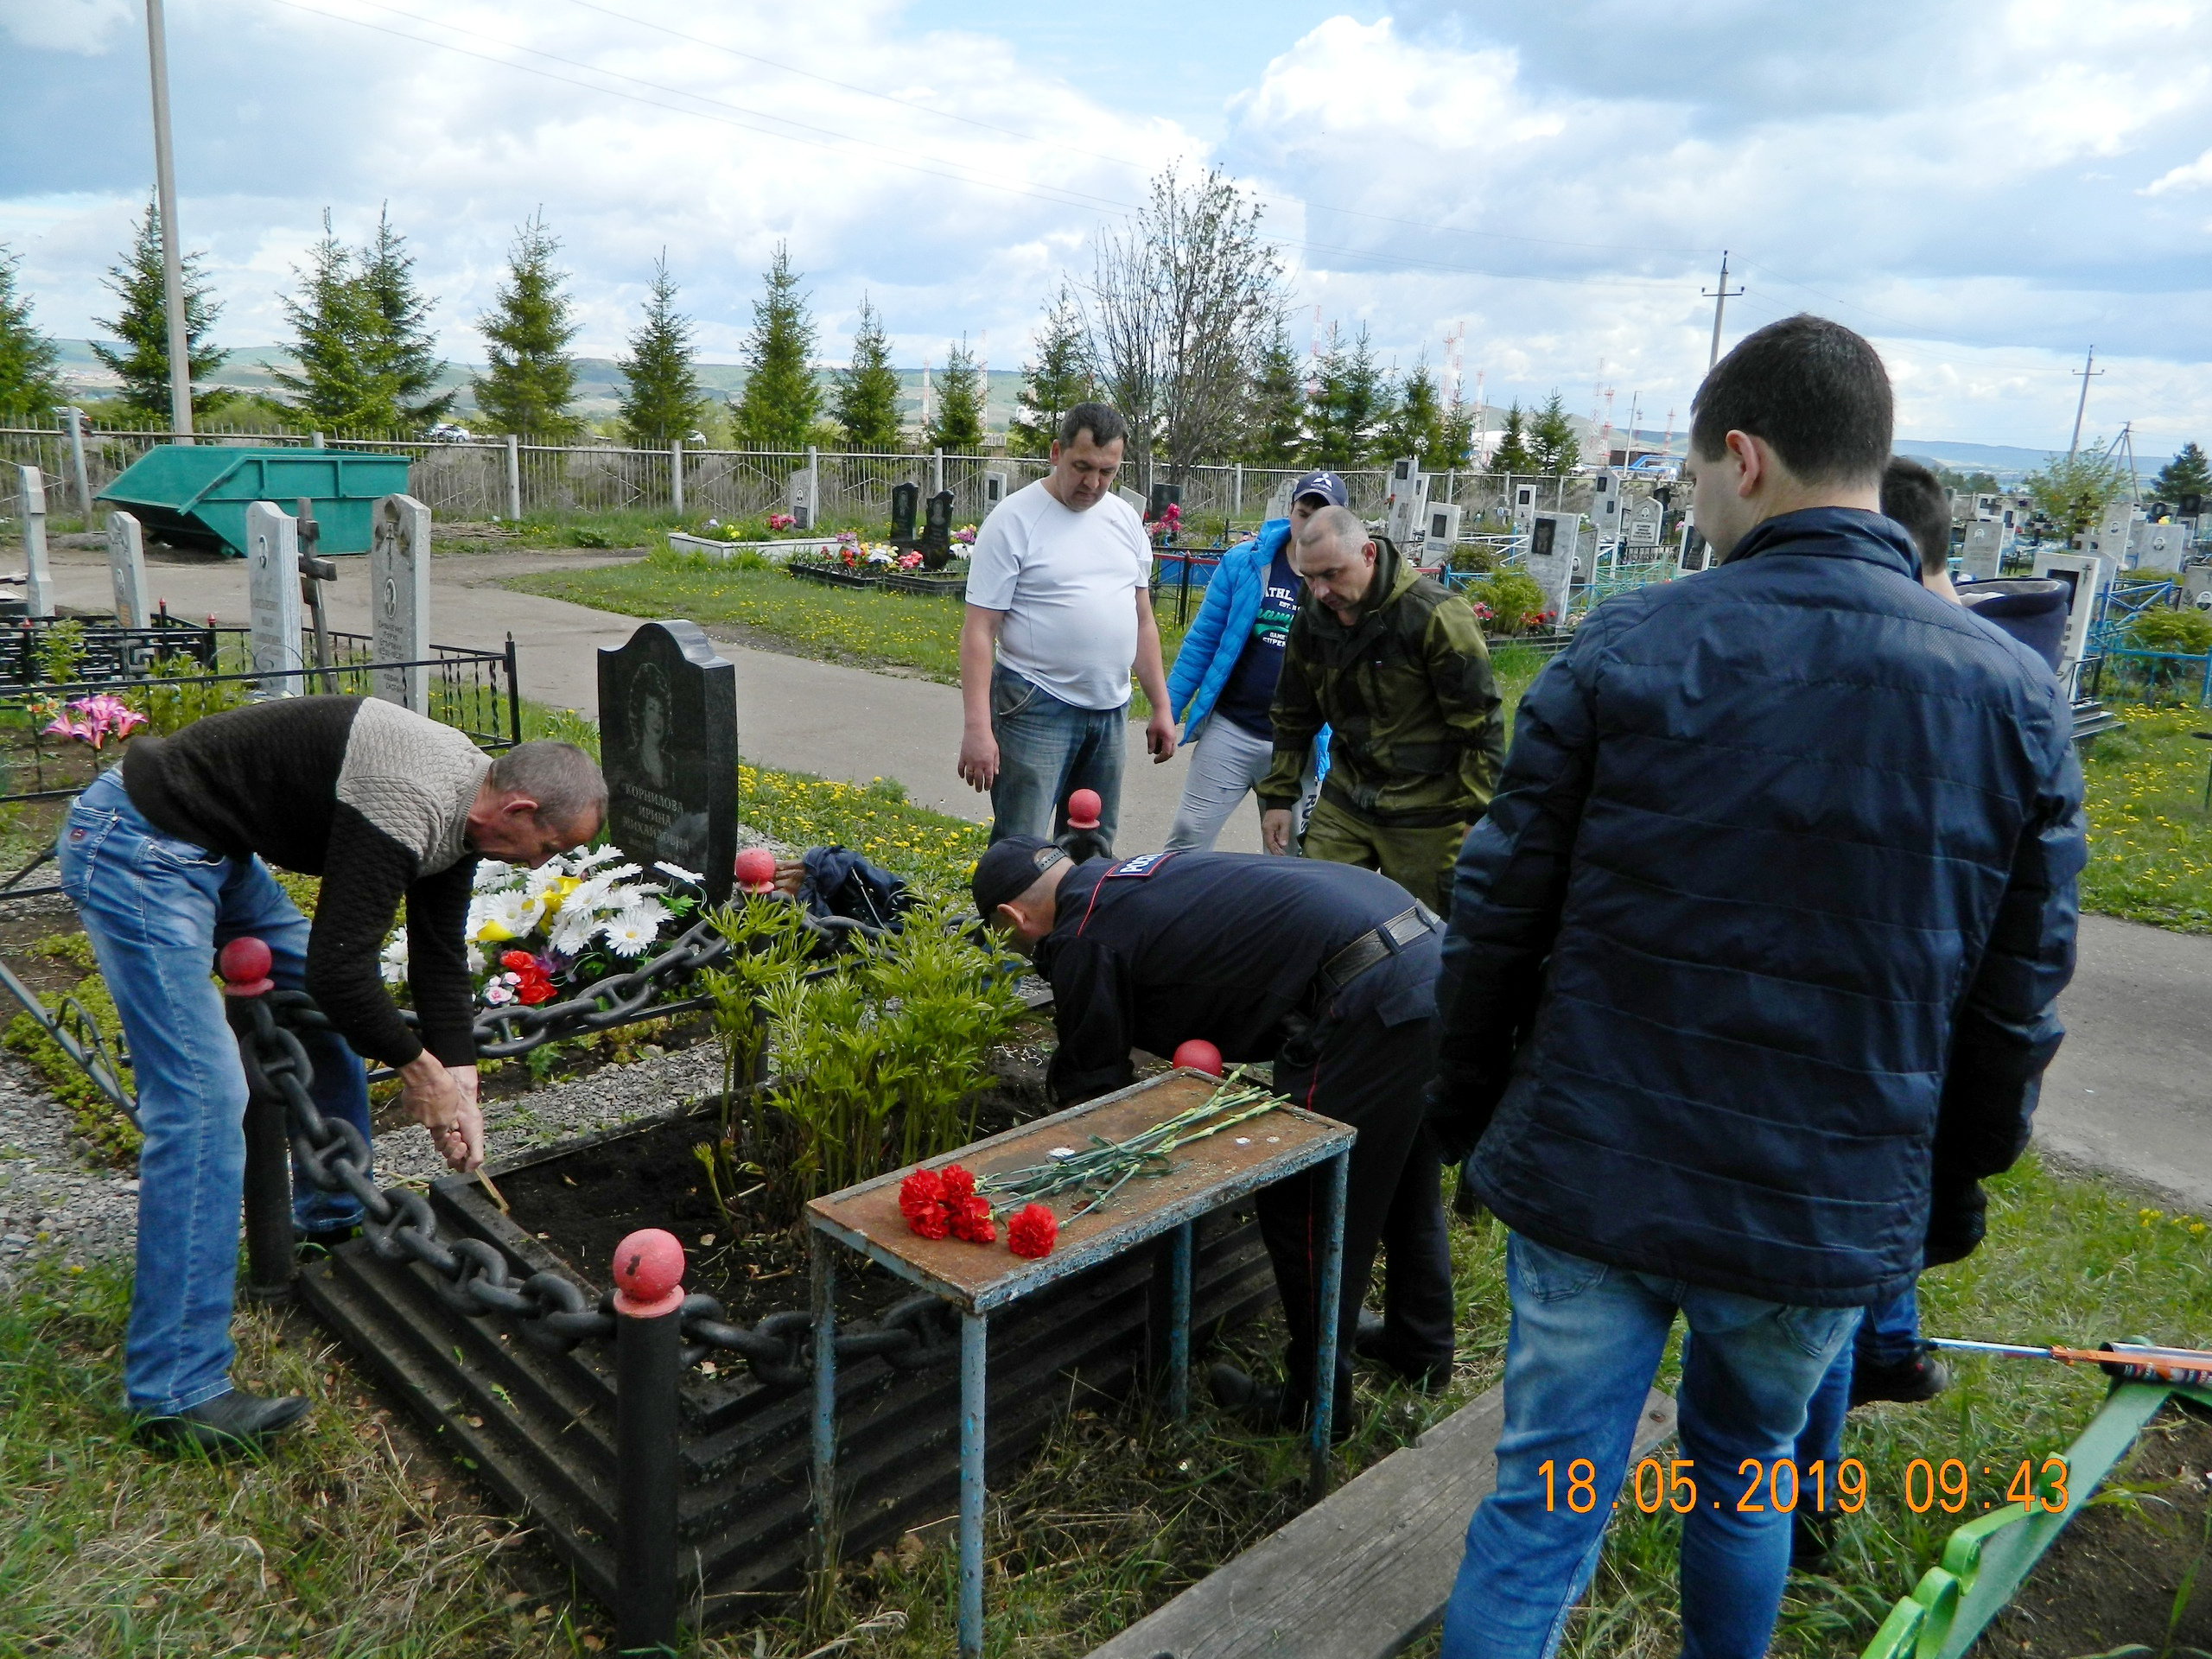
808,1069,1352,1313
1084,1384,1678,1659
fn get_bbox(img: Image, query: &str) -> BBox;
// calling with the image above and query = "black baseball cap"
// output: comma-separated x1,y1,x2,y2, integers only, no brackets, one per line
971,836,1069,917
1291,469,1349,508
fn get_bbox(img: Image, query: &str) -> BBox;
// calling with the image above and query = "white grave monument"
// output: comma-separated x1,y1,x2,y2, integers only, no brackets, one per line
1116,486,1147,514
1265,478,1296,521
1525,512,1578,619
1626,499,1662,551
2084,500,2136,565
2031,550,2106,685
12,465,51,618
786,467,816,531
371,493,432,712
245,500,302,696
1421,503,1462,563
106,510,149,627
1678,508,1711,573
1384,457,1429,546
2128,518,2189,572
982,471,1009,517
1511,482,1538,538
1590,471,1622,545
1959,521,2004,582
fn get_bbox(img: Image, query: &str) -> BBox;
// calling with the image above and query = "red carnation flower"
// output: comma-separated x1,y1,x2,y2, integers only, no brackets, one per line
908,1205,950,1241
947,1195,996,1244
1007,1204,1057,1259
938,1164,976,1203
500,950,534,970
898,1168,946,1220
516,976,555,1005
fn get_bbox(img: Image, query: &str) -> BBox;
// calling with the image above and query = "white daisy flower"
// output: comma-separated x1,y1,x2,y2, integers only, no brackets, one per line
572,844,626,870
652,860,705,885
379,928,410,986
604,912,659,957
619,894,670,933
474,859,516,891
549,910,599,958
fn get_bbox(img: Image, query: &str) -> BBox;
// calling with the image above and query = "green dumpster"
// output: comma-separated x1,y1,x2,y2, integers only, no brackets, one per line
96,445,413,557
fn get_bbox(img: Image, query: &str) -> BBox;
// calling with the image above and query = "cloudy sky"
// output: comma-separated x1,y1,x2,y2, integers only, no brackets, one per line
3,0,2210,452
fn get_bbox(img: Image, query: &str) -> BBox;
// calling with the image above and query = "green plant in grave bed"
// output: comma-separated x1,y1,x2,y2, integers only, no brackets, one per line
128,653,252,736
2126,607,2212,655
35,619,86,687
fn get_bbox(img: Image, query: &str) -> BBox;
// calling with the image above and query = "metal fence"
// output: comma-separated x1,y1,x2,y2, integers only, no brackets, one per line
1,421,1667,536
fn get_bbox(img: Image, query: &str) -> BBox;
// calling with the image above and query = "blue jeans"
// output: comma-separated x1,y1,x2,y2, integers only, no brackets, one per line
1440,1234,1859,1659
1796,1287,1922,1470
59,769,373,1414
988,663,1127,851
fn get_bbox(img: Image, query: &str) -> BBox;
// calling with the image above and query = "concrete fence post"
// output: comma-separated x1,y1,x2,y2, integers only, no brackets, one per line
14,466,52,617
932,448,944,496
670,438,684,517
56,406,92,516
505,434,522,521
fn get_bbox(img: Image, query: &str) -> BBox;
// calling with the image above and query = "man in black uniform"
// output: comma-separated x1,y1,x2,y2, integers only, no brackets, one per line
972,836,1454,1423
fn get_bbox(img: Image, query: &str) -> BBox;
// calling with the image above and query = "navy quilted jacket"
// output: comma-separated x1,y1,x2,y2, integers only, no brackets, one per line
1433,507,2085,1307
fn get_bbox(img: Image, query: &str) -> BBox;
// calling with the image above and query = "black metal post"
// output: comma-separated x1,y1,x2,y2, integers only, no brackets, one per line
219,938,295,1301
613,1230,683,1657
504,633,523,748
1178,548,1192,628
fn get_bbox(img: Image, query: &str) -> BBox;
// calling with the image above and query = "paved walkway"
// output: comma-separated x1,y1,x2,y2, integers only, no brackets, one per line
40,540,2207,1208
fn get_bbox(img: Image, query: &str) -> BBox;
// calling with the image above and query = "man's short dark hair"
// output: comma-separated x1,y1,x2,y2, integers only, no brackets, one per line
1881,458,1953,577
487,740,607,831
1689,315,1893,489
1058,402,1128,451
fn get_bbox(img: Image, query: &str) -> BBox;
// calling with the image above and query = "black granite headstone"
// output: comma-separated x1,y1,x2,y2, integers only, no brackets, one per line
890,481,919,550
597,620,737,905
918,488,956,570
1147,481,1181,523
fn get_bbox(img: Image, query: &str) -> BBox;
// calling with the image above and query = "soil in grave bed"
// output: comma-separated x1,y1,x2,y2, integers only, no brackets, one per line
496,1016,1086,1327
1984,1403,2212,1654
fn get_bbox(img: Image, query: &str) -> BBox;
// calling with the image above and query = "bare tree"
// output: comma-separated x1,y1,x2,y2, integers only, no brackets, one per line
1081,167,1285,485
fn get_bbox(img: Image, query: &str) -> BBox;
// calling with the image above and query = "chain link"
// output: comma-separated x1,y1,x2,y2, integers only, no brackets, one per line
240,980,950,1390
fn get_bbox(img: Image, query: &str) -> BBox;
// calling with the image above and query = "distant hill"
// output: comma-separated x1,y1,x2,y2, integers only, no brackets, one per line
51,340,1027,436
1893,437,2173,485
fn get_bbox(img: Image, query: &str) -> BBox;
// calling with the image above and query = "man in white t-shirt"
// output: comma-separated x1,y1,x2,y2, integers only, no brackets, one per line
957,402,1177,849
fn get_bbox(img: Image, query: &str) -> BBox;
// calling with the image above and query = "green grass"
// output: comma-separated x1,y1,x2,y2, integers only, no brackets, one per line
0,1155,2201,1656
2079,704,2212,931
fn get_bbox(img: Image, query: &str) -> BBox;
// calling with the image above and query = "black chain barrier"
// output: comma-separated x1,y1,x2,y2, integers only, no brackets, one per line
238,974,957,1392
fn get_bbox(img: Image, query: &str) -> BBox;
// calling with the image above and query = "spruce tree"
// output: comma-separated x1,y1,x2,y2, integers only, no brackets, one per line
474,212,582,441
616,253,705,448
271,212,377,429
1529,391,1581,477
1007,284,1091,457
831,296,903,451
731,242,819,450
1237,318,1307,467
927,340,986,451
0,245,62,425
356,207,452,429
1439,401,1476,470
91,199,228,426
1309,324,1385,470
2154,441,2212,503
1490,403,1535,475
1376,357,1448,467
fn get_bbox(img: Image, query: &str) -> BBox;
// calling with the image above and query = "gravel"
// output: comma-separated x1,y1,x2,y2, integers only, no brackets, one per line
0,1040,728,1296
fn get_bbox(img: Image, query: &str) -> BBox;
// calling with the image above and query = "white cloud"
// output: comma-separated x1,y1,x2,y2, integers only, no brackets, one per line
2145,146,2212,194
0,0,135,54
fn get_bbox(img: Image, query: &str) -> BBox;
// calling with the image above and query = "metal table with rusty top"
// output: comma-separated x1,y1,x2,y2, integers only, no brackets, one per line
806,1069,1356,1657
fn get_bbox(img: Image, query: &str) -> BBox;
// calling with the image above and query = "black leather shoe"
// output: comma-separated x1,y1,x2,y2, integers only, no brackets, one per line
1354,1309,1454,1390
135,1389,310,1456
1207,1363,1354,1441
1849,1351,1950,1408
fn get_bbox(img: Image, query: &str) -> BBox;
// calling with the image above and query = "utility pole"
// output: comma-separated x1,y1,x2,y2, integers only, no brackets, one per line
1701,251,1744,372
145,0,194,441
2068,346,2102,458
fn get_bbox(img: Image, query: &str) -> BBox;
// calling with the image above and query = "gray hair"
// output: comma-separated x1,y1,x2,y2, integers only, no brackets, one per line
486,740,607,830
1295,504,1369,557
1058,401,1128,451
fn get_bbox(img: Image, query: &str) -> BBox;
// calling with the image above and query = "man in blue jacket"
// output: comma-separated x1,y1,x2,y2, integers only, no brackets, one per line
1160,470,1344,850
1430,315,2084,1659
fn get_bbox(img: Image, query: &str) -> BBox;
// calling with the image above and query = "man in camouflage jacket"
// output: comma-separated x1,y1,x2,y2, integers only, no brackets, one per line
1258,505,1503,912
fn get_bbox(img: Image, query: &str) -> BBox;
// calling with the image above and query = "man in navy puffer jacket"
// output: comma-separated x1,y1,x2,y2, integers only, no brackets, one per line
1433,315,2084,1659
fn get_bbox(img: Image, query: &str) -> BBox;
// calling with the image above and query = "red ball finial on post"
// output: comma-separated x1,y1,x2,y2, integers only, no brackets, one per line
1066,788,1102,831
218,937,275,998
1173,1039,1224,1077
733,847,778,894
611,1227,686,1318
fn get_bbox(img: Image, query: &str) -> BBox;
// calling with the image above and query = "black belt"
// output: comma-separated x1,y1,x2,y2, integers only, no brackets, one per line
1317,902,1440,997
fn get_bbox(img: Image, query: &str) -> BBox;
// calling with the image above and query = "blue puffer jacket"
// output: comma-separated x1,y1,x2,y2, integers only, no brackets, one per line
1433,508,2085,1308
1165,522,1330,772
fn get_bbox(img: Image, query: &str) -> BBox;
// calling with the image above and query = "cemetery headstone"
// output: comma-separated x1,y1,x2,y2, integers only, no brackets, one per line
1679,516,1711,573
1116,486,1147,515
787,467,816,532
1421,503,1462,563
1147,481,1181,524
1627,499,1662,550
982,471,1009,516
2084,500,2136,564
2031,550,2107,681
1265,479,1295,521
1385,458,1430,547
105,509,149,628
1525,512,1578,620
1590,472,1621,543
370,493,432,712
890,481,920,550
13,465,50,618
1511,482,1538,538
245,499,302,696
1960,521,2004,582
598,619,737,905
918,488,956,569
2129,518,2188,571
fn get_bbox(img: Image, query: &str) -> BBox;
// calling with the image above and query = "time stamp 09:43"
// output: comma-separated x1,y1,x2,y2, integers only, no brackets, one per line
1541,1454,2071,1517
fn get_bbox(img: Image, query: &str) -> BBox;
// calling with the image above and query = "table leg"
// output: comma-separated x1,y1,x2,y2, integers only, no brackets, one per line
1168,1220,1194,1422
1310,1149,1351,1503
959,1309,988,1658
810,1233,837,1567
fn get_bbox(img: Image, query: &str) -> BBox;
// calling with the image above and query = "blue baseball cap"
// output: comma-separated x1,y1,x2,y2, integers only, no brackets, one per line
1290,470,1348,508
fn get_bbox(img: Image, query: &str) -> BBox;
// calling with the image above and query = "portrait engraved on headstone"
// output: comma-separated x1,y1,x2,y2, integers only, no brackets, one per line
370,493,432,711
597,620,738,905
245,500,302,696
